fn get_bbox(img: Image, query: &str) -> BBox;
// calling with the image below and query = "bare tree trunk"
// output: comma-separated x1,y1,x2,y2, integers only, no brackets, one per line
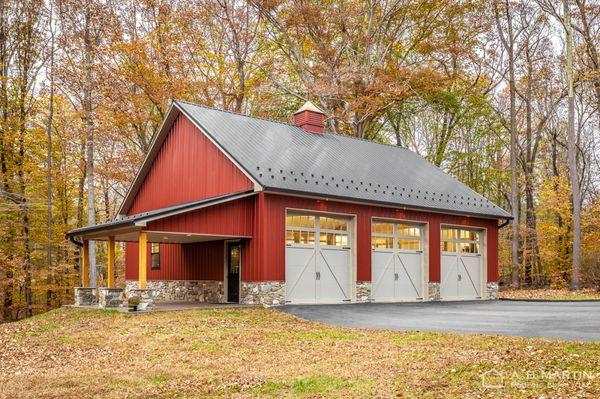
46,0,55,309
84,5,96,288
18,83,32,318
495,0,520,287
564,0,581,290
573,0,600,128
0,0,13,322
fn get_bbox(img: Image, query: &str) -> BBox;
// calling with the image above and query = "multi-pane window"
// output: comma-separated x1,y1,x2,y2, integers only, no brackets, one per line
372,221,422,251
319,217,349,246
371,222,394,249
286,214,349,247
285,215,316,245
441,227,480,254
151,243,160,270
397,223,421,250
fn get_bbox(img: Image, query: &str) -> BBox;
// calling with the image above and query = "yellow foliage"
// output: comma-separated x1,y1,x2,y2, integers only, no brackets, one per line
536,176,572,288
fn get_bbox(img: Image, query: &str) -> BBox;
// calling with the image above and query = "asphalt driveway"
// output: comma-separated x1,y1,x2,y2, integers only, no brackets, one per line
279,300,600,341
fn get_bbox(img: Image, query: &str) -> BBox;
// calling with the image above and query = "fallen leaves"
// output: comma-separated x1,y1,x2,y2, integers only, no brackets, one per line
0,307,598,398
500,289,600,301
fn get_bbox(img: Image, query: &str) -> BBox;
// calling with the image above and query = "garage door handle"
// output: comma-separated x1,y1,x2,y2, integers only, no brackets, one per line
315,272,321,280
458,274,462,281
394,273,399,281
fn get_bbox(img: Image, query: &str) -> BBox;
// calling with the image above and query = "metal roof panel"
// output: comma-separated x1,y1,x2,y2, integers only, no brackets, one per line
175,101,511,219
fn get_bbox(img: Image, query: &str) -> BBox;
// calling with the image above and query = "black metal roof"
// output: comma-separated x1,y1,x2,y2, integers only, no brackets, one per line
175,101,511,219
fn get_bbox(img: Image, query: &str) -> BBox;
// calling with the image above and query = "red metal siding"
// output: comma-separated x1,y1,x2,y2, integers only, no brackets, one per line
146,196,254,237
125,241,224,281
126,196,256,281
127,115,253,215
255,192,500,283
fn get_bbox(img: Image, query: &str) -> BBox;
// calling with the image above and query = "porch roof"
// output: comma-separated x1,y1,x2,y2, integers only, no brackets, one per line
66,190,256,243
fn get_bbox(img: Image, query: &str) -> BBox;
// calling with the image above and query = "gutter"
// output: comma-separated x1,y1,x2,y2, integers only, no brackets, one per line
263,187,512,221
68,234,83,247
498,218,510,228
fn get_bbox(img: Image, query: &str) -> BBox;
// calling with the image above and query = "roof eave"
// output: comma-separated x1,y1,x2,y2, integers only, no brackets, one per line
262,186,512,221
69,190,258,239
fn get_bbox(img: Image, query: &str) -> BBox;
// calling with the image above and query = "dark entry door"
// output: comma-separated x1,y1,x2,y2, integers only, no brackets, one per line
227,242,241,303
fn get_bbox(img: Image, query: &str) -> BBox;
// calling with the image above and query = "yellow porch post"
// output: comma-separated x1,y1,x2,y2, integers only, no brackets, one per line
107,236,115,288
82,240,90,287
138,231,147,289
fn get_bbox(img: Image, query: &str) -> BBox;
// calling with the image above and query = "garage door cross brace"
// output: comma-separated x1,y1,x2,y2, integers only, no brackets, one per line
459,257,480,297
395,253,421,298
287,250,316,299
320,251,349,299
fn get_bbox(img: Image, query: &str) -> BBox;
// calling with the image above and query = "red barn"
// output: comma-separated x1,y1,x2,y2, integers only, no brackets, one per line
68,100,510,306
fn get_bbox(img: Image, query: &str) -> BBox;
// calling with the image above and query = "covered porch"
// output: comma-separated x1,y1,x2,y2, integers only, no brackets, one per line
66,192,255,310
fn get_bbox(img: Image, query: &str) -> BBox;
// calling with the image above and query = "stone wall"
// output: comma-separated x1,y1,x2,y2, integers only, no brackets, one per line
126,280,225,303
427,282,441,301
98,288,123,308
355,282,372,303
486,282,499,300
240,281,285,306
74,287,97,306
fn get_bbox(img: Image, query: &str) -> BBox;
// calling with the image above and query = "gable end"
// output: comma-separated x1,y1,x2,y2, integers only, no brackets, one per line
119,105,259,215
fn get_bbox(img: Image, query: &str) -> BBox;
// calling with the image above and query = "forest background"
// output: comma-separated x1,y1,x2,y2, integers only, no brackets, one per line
0,0,598,321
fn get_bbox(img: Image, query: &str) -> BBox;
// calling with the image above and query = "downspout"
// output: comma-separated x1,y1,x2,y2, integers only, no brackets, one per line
498,218,510,229
67,234,83,247
67,234,84,287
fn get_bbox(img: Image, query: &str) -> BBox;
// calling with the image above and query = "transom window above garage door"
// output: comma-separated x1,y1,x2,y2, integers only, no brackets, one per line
372,221,422,251
441,227,481,254
286,214,349,247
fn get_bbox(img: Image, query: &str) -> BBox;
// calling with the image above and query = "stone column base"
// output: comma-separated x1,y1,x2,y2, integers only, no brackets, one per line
74,287,97,306
240,281,285,306
486,282,499,300
355,282,372,303
129,288,157,311
427,282,441,301
98,288,123,308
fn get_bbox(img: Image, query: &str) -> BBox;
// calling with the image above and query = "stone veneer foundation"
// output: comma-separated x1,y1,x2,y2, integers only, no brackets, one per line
74,287,97,306
355,282,372,303
126,280,225,303
98,288,123,308
486,282,499,300
120,279,498,305
240,281,285,306
427,282,441,301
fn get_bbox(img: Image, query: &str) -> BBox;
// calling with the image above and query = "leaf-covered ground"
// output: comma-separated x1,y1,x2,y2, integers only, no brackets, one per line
500,288,600,300
1,307,599,398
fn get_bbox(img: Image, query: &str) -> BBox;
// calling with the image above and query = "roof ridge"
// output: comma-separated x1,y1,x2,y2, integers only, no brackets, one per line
173,99,300,129
173,99,408,150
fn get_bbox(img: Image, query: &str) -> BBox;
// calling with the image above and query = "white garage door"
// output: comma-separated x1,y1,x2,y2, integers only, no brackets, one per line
285,213,352,304
440,227,483,300
371,221,424,302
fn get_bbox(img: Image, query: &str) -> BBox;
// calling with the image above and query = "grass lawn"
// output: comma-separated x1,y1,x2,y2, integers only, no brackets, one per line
500,288,600,301
1,307,599,398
